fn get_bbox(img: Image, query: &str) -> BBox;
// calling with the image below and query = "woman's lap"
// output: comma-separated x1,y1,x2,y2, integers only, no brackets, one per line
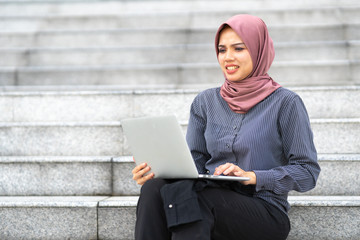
136,179,290,240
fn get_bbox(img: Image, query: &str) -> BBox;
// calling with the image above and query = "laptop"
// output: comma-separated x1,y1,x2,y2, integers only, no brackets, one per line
122,115,250,181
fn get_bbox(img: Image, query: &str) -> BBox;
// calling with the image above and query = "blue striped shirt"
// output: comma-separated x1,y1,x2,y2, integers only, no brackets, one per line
186,87,320,213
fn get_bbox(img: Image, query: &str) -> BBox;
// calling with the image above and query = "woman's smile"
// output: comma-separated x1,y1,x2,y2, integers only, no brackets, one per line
225,64,240,74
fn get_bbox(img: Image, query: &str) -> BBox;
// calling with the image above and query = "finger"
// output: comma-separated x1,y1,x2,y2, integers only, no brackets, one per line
133,166,151,180
137,173,155,185
132,165,149,180
132,162,147,175
223,165,237,175
214,163,232,175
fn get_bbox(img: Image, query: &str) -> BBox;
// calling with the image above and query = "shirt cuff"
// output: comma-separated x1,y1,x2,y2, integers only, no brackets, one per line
253,170,275,192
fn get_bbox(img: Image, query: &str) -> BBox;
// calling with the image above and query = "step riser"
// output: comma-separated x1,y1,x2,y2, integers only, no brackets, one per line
0,125,122,156
1,8,359,30
0,26,357,48
0,207,98,239
0,121,359,156
100,206,136,240
288,206,360,240
0,43,352,67
101,201,360,240
0,158,358,196
351,60,360,85
312,121,360,154
0,93,193,122
1,0,359,16
0,196,107,240
114,159,360,197
350,42,360,60
1,196,359,240
290,206,360,240
1,88,359,122
0,162,112,195
289,160,360,196
0,62,356,87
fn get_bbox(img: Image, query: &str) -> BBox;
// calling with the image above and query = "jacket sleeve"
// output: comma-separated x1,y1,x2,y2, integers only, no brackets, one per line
254,95,321,194
186,95,211,174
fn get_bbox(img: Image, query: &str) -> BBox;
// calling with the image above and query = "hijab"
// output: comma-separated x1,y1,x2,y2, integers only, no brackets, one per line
215,14,281,114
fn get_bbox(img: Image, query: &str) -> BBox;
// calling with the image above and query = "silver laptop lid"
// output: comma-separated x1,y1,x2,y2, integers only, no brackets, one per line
122,115,199,179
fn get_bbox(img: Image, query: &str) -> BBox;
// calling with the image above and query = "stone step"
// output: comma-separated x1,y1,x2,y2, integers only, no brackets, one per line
1,154,357,196
103,196,360,240
1,0,359,17
0,195,359,240
0,122,123,156
0,196,107,239
0,156,115,196
287,196,360,240
0,60,358,87
1,7,360,31
292,154,360,196
113,154,360,197
1,41,357,67
1,24,359,48
1,86,360,122
0,118,359,156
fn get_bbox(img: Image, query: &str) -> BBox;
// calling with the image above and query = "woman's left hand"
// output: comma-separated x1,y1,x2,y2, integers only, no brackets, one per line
214,163,257,185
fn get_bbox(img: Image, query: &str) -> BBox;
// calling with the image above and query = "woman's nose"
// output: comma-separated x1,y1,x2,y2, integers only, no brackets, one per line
225,50,234,60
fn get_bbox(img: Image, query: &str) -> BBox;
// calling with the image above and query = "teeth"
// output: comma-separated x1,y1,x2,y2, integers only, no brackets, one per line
226,66,239,70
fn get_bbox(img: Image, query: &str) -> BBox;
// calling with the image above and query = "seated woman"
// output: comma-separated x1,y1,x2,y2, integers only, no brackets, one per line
131,14,320,240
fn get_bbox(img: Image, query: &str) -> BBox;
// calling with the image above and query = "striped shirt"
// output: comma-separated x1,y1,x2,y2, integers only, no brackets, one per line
186,87,320,213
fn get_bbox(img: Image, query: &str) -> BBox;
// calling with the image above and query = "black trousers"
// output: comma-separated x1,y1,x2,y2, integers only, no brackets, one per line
135,179,290,240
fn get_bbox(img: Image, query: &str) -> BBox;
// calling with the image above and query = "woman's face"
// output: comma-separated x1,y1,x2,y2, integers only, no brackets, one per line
218,27,253,82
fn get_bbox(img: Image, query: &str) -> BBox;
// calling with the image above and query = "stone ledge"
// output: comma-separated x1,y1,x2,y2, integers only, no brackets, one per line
1,195,359,240
288,196,360,206
0,196,108,208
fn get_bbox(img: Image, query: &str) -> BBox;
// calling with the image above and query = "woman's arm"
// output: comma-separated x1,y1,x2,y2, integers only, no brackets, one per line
186,95,211,173
254,95,320,194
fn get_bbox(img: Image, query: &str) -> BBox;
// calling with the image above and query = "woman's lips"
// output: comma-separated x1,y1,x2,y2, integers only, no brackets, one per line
225,65,239,74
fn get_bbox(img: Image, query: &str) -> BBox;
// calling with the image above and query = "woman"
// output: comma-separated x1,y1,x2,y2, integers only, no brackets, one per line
132,14,320,240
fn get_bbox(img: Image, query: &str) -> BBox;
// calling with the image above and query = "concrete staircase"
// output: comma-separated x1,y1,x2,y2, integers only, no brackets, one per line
1,0,360,239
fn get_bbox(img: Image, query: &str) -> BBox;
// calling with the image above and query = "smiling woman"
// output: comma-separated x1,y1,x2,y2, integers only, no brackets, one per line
131,14,320,240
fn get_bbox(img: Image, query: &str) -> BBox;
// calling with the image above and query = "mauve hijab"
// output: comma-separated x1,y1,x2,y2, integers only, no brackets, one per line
215,14,281,114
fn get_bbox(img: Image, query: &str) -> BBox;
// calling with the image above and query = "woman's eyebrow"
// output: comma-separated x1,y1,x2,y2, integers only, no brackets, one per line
218,42,245,48
232,42,245,46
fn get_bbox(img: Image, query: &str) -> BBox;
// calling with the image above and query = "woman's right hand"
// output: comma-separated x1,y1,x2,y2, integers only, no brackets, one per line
132,162,155,185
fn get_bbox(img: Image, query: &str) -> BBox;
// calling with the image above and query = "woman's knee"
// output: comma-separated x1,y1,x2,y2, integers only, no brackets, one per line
140,178,168,199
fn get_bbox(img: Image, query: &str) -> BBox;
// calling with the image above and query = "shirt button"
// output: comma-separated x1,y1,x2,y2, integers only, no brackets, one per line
226,144,230,148
233,126,237,130
169,204,173,208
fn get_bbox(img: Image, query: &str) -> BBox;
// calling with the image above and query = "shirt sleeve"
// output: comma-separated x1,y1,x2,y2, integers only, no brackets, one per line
186,95,211,174
254,95,321,195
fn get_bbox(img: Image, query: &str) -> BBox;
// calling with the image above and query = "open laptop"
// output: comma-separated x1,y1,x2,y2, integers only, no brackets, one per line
122,115,250,181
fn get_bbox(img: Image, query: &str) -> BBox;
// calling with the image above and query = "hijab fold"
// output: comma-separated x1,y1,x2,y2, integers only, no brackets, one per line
215,15,281,114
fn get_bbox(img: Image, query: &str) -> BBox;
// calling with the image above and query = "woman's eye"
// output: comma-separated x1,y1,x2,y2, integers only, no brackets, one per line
218,48,226,53
235,47,244,51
